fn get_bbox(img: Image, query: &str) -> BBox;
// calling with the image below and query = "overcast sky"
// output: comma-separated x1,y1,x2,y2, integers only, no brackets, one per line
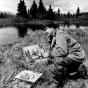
0,0,88,14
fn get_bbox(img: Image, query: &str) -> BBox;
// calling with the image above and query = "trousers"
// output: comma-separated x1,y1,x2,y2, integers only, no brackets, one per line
53,57,82,87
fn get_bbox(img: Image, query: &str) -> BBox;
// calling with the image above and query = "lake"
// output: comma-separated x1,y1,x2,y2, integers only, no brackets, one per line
59,25,88,30
0,24,88,46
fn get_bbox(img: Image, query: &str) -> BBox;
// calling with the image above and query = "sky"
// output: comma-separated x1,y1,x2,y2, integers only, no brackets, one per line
0,0,88,14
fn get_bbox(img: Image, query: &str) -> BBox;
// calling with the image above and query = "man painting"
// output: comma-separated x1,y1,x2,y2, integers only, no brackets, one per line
44,23,86,87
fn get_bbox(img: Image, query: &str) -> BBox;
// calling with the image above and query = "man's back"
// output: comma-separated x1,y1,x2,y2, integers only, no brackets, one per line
51,30,86,62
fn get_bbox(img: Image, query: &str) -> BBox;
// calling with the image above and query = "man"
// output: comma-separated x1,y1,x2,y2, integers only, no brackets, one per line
44,23,86,87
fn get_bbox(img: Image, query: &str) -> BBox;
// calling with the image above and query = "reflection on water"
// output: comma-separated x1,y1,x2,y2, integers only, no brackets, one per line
59,24,88,31
59,25,76,30
0,24,44,45
0,24,88,46
16,24,28,37
16,24,43,37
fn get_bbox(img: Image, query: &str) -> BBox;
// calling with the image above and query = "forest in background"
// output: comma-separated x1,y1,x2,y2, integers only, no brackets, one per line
0,0,88,24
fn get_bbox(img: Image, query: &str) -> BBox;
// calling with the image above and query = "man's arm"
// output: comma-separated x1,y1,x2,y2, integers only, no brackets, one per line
49,33,68,57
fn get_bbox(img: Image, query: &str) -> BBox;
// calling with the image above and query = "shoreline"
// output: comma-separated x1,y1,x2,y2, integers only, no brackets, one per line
0,18,88,28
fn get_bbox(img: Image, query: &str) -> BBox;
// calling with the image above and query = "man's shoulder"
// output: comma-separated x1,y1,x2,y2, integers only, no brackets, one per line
56,30,68,35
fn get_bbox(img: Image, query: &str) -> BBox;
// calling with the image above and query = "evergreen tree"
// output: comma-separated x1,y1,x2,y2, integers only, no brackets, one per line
47,5,55,20
76,7,80,18
0,12,4,18
29,0,37,19
38,0,46,14
67,12,71,18
17,0,28,18
58,8,60,16
28,9,30,15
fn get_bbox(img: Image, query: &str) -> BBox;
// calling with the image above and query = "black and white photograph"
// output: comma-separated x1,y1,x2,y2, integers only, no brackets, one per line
0,0,88,88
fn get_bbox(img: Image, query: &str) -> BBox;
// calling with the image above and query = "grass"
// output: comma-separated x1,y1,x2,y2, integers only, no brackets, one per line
66,28,88,56
0,27,88,88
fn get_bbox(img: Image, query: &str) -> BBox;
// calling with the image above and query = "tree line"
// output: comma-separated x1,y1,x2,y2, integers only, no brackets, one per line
0,12,14,19
17,0,88,20
17,0,56,20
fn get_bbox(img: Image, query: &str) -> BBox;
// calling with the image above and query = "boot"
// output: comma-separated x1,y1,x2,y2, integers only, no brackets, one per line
78,61,88,78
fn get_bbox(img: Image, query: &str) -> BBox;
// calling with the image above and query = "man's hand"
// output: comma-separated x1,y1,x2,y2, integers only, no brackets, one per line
42,50,54,58
49,50,54,59
42,52,49,58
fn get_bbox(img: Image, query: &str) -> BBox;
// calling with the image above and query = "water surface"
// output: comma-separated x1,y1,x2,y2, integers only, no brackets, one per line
0,24,88,46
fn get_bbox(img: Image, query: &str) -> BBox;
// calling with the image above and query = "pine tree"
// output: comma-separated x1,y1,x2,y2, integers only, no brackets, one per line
76,7,80,18
47,5,55,20
17,0,28,18
29,0,37,19
67,12,71,18
38,0,46,14
0,12,4,18
28,9,30,15
58,8,60,16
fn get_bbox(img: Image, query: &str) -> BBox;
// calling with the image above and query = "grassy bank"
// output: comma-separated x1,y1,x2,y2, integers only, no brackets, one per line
0,23,88,88
0,17,29,27
1,17,88,28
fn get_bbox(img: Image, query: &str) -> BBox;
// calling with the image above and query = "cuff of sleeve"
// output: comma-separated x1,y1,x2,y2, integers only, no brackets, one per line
50,48,62,57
